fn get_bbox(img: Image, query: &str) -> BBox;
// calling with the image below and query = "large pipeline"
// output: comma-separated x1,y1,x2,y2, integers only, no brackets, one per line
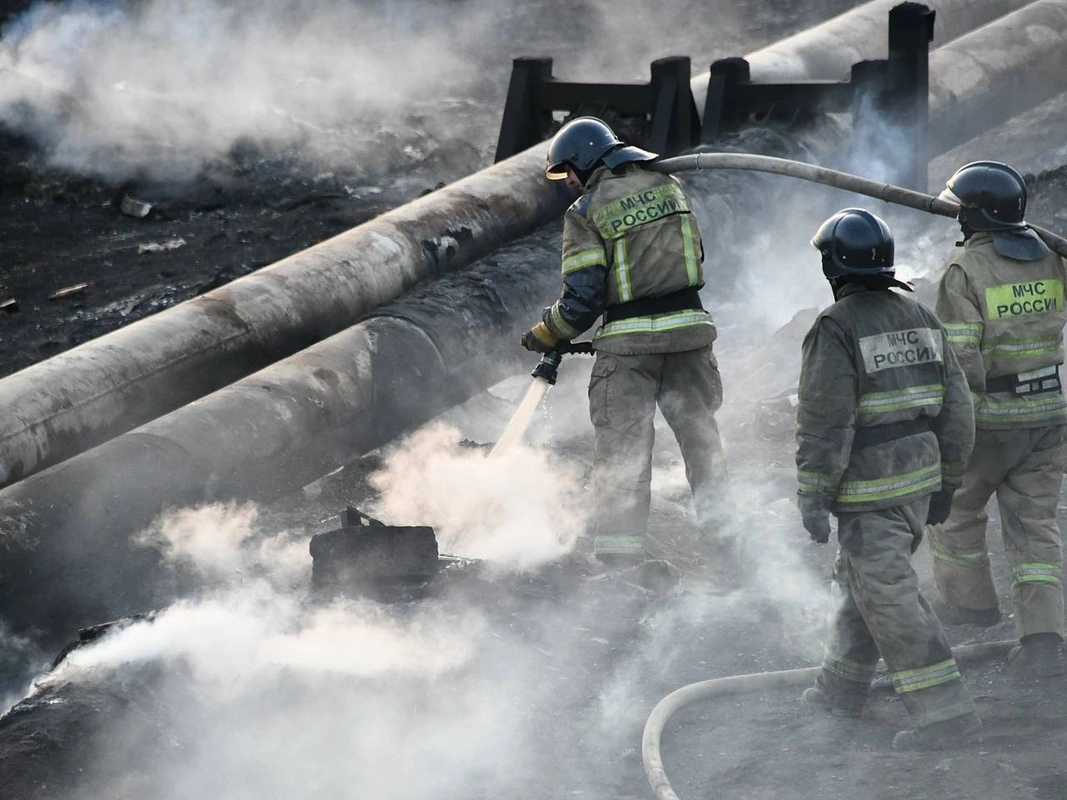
0,0,1034,489
0,145,570,488
691,0,1031,112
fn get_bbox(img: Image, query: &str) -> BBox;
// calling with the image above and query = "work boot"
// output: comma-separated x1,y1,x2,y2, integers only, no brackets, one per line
801,672,867,719
892,712,981,751
1008,633,1067,678
930,599,1001,628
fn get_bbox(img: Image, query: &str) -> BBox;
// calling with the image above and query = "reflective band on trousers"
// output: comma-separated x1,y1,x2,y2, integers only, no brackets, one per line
822,648,877,684
892,658,961,693
593,535,645,555
1012,562,1062,586
928,539,990,568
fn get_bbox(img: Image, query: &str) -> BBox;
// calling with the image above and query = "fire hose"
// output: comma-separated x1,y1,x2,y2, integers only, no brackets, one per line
641,638,1016,800
651,153,1067,259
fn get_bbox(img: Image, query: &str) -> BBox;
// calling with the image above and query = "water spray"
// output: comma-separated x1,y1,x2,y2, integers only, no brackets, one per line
491,341,594,456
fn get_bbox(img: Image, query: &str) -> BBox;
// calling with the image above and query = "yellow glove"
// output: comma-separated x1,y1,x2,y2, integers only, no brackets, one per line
520,321,559,353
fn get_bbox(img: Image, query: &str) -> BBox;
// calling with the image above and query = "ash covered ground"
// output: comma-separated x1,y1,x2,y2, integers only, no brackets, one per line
3,1,1067,800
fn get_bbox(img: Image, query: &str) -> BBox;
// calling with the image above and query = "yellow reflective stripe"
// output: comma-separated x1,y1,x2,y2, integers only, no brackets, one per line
593,535,645,555
547,304,582,340
1012,562,1062,586
837,463,941,504
562,247,606,275
613,238,633,302
892,659,960,693
984,279,1064,320
596,310,712,338
928,538,989,569
981,335,1062,359
822,649,877,683
680,213,700,287
975,394,1067,425
857,384,944,415
942,463,966,485
591,182,690,238
797,470,836,493
944,322,982,346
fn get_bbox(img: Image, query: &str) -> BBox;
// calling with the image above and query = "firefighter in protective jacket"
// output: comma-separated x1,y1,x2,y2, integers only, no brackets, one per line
929,161,1067,677
520,116,729,562
797,208,979,750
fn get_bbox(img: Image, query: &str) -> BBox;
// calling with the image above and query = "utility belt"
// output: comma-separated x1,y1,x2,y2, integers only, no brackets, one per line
985,365,1062,397
853,417,932,448
603,287,703,324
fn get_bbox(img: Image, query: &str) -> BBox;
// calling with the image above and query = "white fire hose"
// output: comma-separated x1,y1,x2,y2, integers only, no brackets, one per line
641,639,1016,800
652,153,1067,259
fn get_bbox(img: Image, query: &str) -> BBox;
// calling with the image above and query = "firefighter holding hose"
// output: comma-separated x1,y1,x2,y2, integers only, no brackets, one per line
927,161,1067,677
520,116,730,564
796,208,980,749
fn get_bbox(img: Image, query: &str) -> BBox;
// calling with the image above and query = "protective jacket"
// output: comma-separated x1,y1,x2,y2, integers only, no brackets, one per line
541,162,716,355
935,233,1067,430
797,284,974,514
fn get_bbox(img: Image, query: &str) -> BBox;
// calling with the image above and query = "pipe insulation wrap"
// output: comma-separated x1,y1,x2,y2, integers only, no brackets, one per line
927,0,1067,154
642,640,1017,800
0,0,1029,489
691,0,1032,114
0,143,569,488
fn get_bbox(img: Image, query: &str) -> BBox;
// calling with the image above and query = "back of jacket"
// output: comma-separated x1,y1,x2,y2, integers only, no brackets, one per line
550,163,716,355
797,286,975,513
935,233,1067,430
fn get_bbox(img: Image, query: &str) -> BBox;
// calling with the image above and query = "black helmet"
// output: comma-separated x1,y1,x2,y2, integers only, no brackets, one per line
545,116,656,181
938,161,1027,232
811,208,895,280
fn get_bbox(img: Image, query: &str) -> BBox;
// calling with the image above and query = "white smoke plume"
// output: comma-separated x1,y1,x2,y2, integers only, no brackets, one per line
368,420,588,569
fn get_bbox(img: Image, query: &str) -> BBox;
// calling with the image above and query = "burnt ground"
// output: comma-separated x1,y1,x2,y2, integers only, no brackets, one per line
4,0,1067,799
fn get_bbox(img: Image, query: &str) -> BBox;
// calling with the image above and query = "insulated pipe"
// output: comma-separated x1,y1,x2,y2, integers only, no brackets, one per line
0,0,1028,491
691,0,1032,115
927,0,1067,155
0,236,565,644
651,152,1067,256
642,640,1016,800
0,144,570,489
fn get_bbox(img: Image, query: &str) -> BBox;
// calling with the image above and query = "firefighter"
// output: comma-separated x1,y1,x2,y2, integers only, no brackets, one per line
797,208,979,749
520,116,729,563
928,161,1067,677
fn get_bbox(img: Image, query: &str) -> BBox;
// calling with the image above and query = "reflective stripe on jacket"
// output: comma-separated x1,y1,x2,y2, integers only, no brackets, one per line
543,163,716,355
796,285,975,513
936,233,1067,429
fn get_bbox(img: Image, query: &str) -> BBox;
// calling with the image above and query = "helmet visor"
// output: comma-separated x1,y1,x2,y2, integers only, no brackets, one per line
545,161,569,180
937,186,963,206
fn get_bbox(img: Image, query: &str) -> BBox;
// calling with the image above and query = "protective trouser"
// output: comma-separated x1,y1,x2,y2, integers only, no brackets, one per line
928,425,1067,639
819,498,975,729
588,346,728,557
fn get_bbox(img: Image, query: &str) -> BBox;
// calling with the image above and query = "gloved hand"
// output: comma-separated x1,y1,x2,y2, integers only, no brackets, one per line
798,494,833,544
926,488,956,526
520,321,559,354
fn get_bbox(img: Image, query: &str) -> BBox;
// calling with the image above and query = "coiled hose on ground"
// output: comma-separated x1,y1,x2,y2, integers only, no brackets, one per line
641,639,1016,800
651,153,1067,259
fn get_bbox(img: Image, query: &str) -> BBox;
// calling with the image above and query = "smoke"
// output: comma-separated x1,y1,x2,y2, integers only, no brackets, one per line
368,421,588,570
136,501,309,588
0,0,493,181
